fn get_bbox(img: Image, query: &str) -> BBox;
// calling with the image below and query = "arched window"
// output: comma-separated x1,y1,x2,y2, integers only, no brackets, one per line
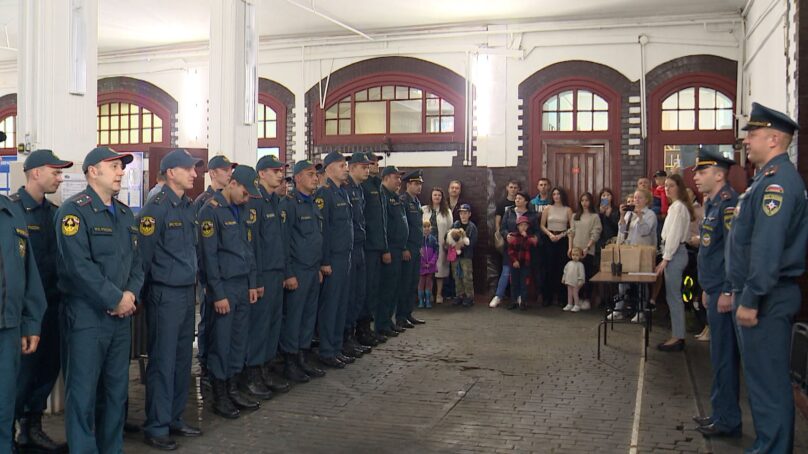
541,89,609,132
661,87,733,131
0,112,15,154
97,102,164,147
257,93,287,162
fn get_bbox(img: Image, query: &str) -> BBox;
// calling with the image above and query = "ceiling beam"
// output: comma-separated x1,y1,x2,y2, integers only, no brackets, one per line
284,0,373,41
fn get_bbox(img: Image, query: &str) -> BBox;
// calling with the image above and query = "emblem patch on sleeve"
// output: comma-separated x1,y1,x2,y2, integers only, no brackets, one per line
201,220,215,238
139,216,156,236
762,187,783,217
61,215,80,236
248,208,257,224
281,210,287,223
18,237,25,258
723,207,735,230
315,197,325,210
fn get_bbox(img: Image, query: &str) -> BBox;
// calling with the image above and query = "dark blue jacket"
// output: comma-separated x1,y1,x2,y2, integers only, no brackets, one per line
361,176,387,251
381,184,408,252
10,187,60,305
315,178,353,266
280,189,324,276
248,185,287,279
401,191,423,253
346,176,366,247
697,184,738,294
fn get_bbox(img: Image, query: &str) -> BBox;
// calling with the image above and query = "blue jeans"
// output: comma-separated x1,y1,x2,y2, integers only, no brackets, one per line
664,245,688,339
495,262,511,298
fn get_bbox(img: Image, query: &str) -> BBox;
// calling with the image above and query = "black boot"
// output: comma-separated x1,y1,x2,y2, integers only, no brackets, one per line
211,379,239,419
341,335,364,358
350,332,372,353
241,366,273,400
298,351,325,378
262,363,291,393
17,413,67,452
227,379,260,410
356,322,379,347
283,352,309,383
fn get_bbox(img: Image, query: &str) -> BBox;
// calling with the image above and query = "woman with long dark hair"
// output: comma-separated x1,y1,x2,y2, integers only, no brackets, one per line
540,187,573,306
421,187,453,304
567,192,602,310
597,188,620,247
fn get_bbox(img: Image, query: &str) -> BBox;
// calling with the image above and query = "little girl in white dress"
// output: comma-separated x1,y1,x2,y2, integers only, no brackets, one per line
562,247,586,312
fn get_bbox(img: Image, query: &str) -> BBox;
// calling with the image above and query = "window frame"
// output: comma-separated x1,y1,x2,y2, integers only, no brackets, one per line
313,72,464,146
97,91,171,152
540,88,610,133
0,105,16,156
257,93,287,163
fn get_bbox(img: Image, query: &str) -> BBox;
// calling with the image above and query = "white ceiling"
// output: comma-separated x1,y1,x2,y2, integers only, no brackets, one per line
0,0,745,58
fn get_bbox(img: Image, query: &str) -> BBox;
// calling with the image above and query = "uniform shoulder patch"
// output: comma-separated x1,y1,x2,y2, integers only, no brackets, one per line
764,165,779,177
247,208,257,224
762,185,783,216
208,199,219,208
200,220,215,238
61,214,81,236
723,207,735,230
139,216,156,236
315,197,325,210
152,191,166,205
8,193,20,202
720,190,732,200
72,194,92,207
281,210,287,223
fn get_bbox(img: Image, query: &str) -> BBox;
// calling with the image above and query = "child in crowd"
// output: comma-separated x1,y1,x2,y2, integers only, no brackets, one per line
446,204,477,307
506,216,538,310
418,220,439,308
652,170,669,216
562,247,586,312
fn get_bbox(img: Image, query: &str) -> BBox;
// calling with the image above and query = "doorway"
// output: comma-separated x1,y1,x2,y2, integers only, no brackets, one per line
543,142,609,204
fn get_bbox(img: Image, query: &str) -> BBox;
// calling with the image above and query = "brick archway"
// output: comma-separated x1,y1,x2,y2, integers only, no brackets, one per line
97,76,178,150
258,78,295,163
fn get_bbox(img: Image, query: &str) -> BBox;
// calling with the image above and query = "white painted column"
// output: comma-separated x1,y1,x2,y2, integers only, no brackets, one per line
17,0,98,164
209,0,259,166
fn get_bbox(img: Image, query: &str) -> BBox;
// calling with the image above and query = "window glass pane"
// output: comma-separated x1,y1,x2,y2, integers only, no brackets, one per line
699,110,715,130
121,115,129,130
663,145,681,173
699,88,716,109
130,114,139,128
678,110,695,130
716,109,733,130
679,88,695,109
110,131,119,144
542,112,556,131
395,86,409,99
120,131,129,144
441,116,454,133
382,86,395,100
426,98,439,115
661,111,678,130
100,116,109,130
593,95,608,111
130,130,138,143
154,116,162,128
143,129,152,143
543,95,558,112
257,105,265,121
559,112,573,131
326,105,338,120
111,103,119,115
441,99,454,115
100,131,109,144
577,90,593,111
355,90,367,102
266,120,277,139
410,88,422,99
143,114,152,128
426,92,438,99
338,119,351,135
338,102,351,118
368,87,381,101
153,128,162,141
111,116,119,130
716,92,732,109
100,104,109,115
131,105,140,115
326,120,338,135
593,111,609,131
390,100,422,134
558,91,573,111
577,112,592,131
661,94,677,110
355,102,386,134
426,116,440,133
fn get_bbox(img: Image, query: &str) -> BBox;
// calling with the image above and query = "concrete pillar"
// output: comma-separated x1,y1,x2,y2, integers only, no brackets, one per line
17,0,98,164
209,0,259,166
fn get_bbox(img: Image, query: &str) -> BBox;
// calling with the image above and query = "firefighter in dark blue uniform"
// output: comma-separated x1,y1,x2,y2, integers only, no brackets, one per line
314,152,355,369
198,165,261,419
360,153,389,343
279,160,326,383
243,155,291,397
10,150,71,453
344,153,374,353
378,166,408,336
55,147,144,454
726,103,808,454
194,155,236,385
139,149,204,450
690,148,741,439
397,170,426,328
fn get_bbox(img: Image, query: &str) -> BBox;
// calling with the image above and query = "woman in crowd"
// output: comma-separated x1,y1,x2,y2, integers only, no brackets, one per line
597,189,620,248
568,192,602,310
655,174,694,352
491,191,537,309
422,187,454,304
540,187,573,306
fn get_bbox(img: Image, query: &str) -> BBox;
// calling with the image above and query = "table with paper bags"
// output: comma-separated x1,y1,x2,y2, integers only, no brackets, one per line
600,243,657,274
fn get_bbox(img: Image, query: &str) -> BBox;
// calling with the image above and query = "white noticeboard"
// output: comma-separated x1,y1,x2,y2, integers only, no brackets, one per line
59,152,144,212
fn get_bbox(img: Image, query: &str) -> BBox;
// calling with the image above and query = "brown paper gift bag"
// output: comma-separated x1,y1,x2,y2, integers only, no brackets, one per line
600,244,656,273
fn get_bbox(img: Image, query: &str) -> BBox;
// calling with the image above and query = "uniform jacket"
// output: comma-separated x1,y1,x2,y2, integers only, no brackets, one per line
315,177,353,266
280,189,324,277
727,153,808,310
381,184,408,251
346,176,366,246
0,195,46,335
361,176,387,251
10,187,60,304
248,185,287,281
697,184,738,294
401,191,423,254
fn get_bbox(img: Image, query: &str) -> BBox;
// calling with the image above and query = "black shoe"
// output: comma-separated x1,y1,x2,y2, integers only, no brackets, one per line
657,340,685,352
373,332,389,343
407,316,425,325
379,328,399,337
169,422,202,437
355,343,372,354
318,356,345,369
298,351,326,377
341,347,360,358
451,298,464,306
692,415,712,427
144,435,178,451
227,379,260,410
357,329,379,347
393,322,408,332
696,423,742,438
462,298,475,307
283,353,310,383
336,353,355,364
262,366,291,393
341,337,363,358
18,414,68,452
507,302,518,310
241,366,273,400
211,379,240,419
399,319,415,329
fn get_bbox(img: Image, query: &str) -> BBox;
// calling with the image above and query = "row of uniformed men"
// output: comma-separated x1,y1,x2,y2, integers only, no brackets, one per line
0,145,427,453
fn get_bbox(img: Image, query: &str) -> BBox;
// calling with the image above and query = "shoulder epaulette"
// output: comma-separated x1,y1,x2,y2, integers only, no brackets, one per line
764,165,778,177
8,193,20,202
720,190,731,201
152,191,166,205
71,194,92,207
208,198,219,208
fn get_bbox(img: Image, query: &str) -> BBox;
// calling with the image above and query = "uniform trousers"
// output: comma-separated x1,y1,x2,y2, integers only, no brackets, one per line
361,249,383,323
0,326,21,452
346,246,366,332
207,277,249,381
247,270,285,366
396,249,421,320
280,266,320,353
705,290,741,432
317,252,351,358
377,249,403,332
16,305,61,418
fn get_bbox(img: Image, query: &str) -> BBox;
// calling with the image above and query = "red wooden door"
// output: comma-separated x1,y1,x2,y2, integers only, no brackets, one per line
545,143,607,204
147,147,208,201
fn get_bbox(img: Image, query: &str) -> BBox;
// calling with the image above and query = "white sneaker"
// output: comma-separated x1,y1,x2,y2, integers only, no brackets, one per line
631,312,645,323
489,296,501,308
562,303,574,311
571,304,581,312
607,311,624,320
580,300,591,311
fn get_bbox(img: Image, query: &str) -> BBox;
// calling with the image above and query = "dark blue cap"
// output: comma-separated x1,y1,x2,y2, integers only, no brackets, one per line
742,102,799,134
365,152,383,162
160,148,203,172
24,149,73,172
402,169,424,183
458,203,471,212
381,165,405,178
207,155,237,171
653,170,667,178
231,165,260,197
348,153,371,165
323,151,346,168
82,147,133,173
692,148,735,171
293,160,322,176
256,155,287,171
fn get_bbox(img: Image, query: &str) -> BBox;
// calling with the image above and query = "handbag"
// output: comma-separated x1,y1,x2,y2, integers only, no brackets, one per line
494,231,505,250
447,247,458,262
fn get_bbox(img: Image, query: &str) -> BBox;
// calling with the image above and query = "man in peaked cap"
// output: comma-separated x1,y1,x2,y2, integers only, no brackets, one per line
397,170,426,328
690,148,741,439
726,102,806,453
138,149,204,449
358,152,389,345
10,150,72,452
377,166,408,336
56,147,143,453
